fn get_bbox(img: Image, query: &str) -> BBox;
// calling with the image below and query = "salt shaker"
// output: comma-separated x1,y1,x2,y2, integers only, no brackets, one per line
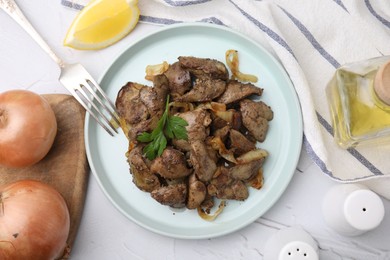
263,227,319,260
322,184,385,236
326,56,390,148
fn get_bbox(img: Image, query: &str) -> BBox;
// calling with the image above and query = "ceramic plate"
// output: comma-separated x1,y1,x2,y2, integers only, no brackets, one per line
85,23,303,239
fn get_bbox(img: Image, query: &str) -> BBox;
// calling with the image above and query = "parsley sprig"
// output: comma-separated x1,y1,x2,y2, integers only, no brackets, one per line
137,96,188,160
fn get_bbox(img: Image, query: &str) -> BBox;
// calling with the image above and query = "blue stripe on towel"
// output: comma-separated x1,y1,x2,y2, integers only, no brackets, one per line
163,0,211,6
61,0,84,10
199,17,225,25
365,0,390,29
303,135,334,178
140,15,182,25
332,0,348,12
140,15,225,26
316,111,334,136
279,7,340,69
228,0,296,58
347,147,383,176
304,136,383,181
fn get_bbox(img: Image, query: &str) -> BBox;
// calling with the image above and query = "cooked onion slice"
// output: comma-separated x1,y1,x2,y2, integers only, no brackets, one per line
215,109,234,123
201,102,227,112
197,200,226,221
145,61,169,81
200,102,234,123
236,149,268,164
247,168,264,189
118,117,131,140
169,101,195,112
209,137,237,164
226,50,258,83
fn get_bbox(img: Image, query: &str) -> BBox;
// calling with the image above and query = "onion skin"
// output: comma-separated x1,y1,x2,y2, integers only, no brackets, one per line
0,180,70,260
0,90,57,168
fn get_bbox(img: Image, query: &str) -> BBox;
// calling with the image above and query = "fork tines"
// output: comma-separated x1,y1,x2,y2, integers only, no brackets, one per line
75,78,120,136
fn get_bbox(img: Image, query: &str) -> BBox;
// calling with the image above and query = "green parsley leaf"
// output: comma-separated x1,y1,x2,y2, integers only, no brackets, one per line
156,133,167,157
137,132,153,143
136,95,188,160
165,116,188,140
143,142,157,160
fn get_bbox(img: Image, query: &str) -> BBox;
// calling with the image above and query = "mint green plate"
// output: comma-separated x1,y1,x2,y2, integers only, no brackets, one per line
85,23,303,239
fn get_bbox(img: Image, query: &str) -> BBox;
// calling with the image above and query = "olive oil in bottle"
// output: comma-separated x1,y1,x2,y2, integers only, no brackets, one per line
326,56,390,148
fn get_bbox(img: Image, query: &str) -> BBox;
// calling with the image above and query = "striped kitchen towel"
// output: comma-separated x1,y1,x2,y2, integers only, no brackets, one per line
62,0,390,199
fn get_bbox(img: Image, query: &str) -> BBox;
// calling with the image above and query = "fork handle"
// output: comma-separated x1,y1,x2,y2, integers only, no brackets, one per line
1,0,64,67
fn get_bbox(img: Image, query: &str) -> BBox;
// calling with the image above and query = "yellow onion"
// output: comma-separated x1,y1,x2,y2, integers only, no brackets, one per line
0,180,70,260
0,90,57,168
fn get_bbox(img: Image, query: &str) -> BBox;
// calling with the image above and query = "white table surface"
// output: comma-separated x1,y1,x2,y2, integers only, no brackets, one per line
1,1,390,259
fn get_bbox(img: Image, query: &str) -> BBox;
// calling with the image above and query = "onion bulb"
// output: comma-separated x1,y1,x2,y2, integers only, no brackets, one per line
0,180,70,260
0,90,57,168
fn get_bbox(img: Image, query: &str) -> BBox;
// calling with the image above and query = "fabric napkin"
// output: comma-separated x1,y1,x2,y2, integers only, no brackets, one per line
62,0,390,199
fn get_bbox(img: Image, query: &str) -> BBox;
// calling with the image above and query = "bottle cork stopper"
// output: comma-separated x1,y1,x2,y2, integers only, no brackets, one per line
374,60,390,105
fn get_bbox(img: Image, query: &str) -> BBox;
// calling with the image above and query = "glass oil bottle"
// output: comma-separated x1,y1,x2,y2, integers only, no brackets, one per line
326,56,390,149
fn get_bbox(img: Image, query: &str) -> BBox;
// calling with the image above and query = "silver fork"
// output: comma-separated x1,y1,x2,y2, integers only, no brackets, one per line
0,0,120,136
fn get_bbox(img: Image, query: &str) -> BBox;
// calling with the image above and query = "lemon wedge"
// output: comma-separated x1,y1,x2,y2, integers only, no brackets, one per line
64,0,140,50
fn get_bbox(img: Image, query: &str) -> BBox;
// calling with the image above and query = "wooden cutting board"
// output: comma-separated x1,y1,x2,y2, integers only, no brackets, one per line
0,94,89,258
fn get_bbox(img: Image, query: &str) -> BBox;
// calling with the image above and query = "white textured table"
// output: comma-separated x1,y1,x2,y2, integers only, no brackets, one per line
1,2,389,259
